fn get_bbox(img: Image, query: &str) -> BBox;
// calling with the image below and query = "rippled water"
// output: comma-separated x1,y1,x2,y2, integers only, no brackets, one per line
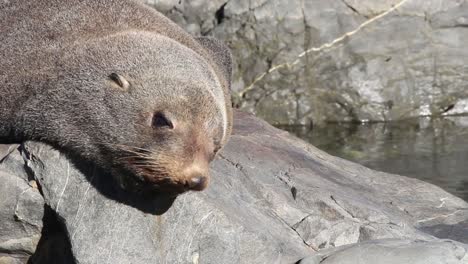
279,116,468,202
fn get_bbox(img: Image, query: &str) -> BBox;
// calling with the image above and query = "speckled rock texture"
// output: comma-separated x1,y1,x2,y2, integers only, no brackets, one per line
298,239,468,264
145,0,468,124
0,144,43,264
0,112,467,263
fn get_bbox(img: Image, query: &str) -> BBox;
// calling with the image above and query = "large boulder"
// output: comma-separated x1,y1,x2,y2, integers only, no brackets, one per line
145,0,468,124
0,111,467,263
0,145,43,264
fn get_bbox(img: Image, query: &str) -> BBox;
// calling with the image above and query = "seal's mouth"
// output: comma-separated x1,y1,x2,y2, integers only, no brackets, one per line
116,168,209,195
113,150,210,195
108,141,212,195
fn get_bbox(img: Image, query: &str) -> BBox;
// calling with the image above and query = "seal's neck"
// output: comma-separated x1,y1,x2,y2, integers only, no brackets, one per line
0,96,17,143
0,86,39,143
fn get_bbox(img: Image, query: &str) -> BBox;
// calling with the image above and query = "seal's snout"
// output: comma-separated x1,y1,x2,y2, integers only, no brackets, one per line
177,133,214,191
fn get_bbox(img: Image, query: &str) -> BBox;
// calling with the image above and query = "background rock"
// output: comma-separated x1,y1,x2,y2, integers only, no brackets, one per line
145,0,468,124
1,111,467,263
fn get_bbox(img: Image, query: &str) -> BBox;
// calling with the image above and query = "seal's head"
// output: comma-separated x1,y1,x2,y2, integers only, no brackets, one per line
31,32,232,194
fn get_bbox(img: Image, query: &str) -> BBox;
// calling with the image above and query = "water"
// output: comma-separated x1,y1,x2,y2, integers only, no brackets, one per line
278,116,468,202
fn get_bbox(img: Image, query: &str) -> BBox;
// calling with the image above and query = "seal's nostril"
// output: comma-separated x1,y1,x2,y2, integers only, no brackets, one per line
188,176,207,191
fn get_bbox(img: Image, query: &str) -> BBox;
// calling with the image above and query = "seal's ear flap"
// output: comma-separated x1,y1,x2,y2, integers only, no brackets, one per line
109,73,130,92
196,37,232,90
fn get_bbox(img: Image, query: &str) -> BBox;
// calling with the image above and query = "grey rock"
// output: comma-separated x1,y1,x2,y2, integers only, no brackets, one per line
0,145,43,263
299,239,468,264
0,111,467,263
0,256,29,264
145,0,468,124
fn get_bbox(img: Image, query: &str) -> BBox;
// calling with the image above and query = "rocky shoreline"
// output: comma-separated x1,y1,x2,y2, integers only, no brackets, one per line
1,111,467,263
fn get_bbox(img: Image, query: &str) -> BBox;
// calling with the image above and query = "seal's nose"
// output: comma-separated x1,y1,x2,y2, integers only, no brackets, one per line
187,175,209,191
182,142,212,191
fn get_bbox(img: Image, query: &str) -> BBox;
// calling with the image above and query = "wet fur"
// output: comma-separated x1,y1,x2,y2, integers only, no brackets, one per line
0,0,233,193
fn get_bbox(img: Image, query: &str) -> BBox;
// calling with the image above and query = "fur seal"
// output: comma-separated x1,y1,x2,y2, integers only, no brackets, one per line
0,0,233,193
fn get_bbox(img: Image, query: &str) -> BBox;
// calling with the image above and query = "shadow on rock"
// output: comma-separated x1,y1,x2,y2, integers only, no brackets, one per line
419,219,468,244
21,142,177,215
28,205,74,264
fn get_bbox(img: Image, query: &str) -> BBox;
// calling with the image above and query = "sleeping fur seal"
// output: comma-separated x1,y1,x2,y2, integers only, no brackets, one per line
0,0,233,193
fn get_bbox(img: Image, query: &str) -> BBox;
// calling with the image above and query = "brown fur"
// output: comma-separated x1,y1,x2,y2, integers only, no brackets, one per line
0,0,233,193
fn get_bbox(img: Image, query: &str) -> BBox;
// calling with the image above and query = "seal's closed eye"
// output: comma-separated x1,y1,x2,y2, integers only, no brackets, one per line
109,73,130,91
152,112,174,129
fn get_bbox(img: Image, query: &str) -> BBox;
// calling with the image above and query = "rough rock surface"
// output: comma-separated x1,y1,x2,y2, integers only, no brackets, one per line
0,144,43,264
0,112,468,263
145,0,468,124
299,239,468,264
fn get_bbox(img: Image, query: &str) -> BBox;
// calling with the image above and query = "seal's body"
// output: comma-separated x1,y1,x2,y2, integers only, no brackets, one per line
0,0,232,193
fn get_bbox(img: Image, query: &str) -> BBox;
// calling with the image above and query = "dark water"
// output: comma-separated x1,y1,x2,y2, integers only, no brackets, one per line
278,117,468,202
